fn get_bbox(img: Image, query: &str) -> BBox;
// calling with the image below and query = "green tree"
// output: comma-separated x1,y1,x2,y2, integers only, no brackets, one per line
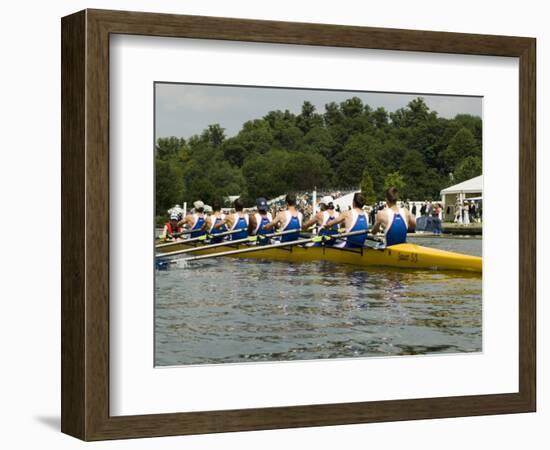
155,158,184,215
283,152,331,191
400,150,429,199
200,124,226,147
384,171,406,193
334,134,381,188
155,95,482,209
296,101,323,134
222,138,248,167
156,137,186,160
301,126,337,160
453,156,482,183
360,170,376,204
242,150,289,199
441,127,480,173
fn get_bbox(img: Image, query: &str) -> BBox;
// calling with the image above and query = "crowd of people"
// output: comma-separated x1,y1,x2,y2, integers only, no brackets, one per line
161,187,417,249
452,200,482,224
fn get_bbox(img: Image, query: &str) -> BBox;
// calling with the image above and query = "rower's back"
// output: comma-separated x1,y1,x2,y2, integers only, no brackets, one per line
384,206,408,246
230,198,249,241
209,205,227,243
281,209,302,242
190,212,206,238
383,188,408,246
345,193,368,248
280,194,302,243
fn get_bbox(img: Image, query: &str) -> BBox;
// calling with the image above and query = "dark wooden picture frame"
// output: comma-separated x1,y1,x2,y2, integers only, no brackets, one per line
61,9,536,441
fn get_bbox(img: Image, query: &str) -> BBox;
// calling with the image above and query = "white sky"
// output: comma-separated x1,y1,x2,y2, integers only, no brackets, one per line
155,83,482,139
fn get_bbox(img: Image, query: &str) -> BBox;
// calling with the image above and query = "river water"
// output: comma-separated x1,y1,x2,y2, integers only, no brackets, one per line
155,236,482,366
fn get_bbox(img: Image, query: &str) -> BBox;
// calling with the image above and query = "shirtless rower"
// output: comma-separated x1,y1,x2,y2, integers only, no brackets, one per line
371,187,416,246
263,193,303,242
324,192,368,248
214,198,249,241
178,200,206,238
249,197,272,245
302,195,339,246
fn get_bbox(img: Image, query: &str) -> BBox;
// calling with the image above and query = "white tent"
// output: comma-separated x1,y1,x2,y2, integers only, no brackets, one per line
440,175,482,221
440,175,483,199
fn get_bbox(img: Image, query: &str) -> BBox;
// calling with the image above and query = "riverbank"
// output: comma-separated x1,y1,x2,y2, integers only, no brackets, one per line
408,223,482,237
442,223,482,235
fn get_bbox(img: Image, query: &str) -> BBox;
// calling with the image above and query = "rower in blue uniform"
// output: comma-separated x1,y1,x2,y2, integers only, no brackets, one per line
325,192,368,248
302,195,339,246
371,187,416,246
206,202,227,244
250,197,272,245
215,198,249,241
264,193,303,243
320,198,339,245
178,200,206,238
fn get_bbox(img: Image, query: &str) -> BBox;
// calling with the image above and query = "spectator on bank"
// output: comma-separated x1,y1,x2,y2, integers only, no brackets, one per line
427,201,433,216
454,201,463,224
432,203,442,236
470,202,477,222
463,201,470,225
420,202,427,216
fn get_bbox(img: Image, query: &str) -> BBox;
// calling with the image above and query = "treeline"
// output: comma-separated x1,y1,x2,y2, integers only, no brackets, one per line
156,97,482,215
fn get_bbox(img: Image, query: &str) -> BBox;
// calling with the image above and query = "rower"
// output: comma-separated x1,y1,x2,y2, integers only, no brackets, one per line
264,193,302,242
325,192,368,248
302,195,339,246
178,200,206,238
371,187,416,246
215,198,249,241
206,202,227,244
249,197,272,245
161,212,183,241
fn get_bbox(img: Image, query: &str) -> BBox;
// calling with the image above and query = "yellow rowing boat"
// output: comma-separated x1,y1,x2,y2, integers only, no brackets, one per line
156,240,482,273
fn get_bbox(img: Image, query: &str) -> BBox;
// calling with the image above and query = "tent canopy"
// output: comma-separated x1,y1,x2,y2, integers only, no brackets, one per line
440,175,483,195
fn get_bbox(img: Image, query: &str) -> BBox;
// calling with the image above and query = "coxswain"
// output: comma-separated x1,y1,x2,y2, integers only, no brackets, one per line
215,198,249,241
264,193,303,242
325,192,368,248
371,187,416,246
249,197,272,245
302,196,339,246
161,212,183,241
205,201,227,243
178,200,206,238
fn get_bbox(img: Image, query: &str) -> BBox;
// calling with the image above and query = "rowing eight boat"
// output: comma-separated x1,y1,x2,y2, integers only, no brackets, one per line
156,239,482,273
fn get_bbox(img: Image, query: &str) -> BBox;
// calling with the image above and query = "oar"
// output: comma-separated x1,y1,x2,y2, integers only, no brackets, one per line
178,229,370,263
156,228,248,249
157,229,301,258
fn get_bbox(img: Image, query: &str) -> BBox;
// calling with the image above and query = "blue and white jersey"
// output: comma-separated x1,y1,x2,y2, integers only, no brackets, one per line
345,209,368,248
209,213,227,243
318,210,339,246
190,213,206,238
385,208,408,246
281,210,302,243
254,212,272,245
254,212,272,235
230,213,249,241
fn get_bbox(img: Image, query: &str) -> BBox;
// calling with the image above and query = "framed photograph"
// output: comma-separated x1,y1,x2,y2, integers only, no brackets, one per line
61,9,536,440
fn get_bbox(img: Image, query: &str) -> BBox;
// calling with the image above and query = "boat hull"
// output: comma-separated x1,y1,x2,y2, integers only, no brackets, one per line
157,241,482,273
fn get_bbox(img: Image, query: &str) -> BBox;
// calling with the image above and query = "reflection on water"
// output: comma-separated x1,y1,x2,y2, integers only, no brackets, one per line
155,236,482,366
